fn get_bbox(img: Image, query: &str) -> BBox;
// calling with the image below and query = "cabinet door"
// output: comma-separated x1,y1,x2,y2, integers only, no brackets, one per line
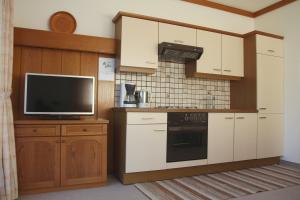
159,23,196,46
257,114,283,159
256,35,283,57
61,136,107,186
16,137,60,191
208,113,234,164
257,54,284,113
196,30,222,74
222,35,244,77
234,113,257,161
120,17,158,69
126,124,167,173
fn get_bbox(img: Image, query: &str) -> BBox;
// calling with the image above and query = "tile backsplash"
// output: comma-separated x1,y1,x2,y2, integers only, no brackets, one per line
115,62,230,109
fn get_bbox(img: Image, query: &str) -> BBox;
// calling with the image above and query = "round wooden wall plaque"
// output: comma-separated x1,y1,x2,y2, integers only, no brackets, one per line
49,11,77,33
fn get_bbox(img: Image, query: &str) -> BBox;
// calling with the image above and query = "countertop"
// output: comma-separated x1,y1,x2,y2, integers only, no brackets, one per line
113,107,258,113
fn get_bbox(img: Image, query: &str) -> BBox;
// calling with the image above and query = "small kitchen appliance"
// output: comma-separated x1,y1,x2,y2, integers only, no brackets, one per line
135,90,150,108
119,83,136,107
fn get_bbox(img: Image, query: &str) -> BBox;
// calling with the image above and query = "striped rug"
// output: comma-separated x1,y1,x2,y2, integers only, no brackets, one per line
135,164,300,200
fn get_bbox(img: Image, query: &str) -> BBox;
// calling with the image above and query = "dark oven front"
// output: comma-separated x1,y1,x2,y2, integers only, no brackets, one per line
167,112,208,163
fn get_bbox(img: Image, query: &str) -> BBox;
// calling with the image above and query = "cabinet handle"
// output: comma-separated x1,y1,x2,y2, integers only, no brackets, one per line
223,69,232,72
145,61,156,65
153,130,167,132
236,117,245,119
259,108,267,110
259,117,267,119
213,68,221,71
225,117,234,119
267,49,275,53
32,129,37,132
174,40,184,44
141,117,154,120
82,129,87,132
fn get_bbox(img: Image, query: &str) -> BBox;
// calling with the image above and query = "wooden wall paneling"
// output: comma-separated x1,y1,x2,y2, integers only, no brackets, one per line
61,51,81,75
231,34,257,110
80,52,99,119
41,49,62,74
19,47,43,119
12,46,22,119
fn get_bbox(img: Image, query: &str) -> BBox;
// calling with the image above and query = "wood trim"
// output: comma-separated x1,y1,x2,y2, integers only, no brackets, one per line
181,0,296,18
119,66,156,74
120,157,280,184
243,31,284,40
182,0,253,17
14,27,116,55
113,11,244,37
14,119,109,125
254,0,296,17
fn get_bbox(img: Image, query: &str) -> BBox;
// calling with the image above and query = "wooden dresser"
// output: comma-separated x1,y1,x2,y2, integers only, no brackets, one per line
14,119,108,194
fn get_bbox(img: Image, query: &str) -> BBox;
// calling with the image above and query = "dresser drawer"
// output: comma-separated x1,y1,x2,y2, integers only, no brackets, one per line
256,35,283,57
15,125,60,137
61,124,107,136
127,112,167,125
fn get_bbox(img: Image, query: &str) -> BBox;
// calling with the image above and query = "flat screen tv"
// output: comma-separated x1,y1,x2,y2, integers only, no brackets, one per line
24,73,95,116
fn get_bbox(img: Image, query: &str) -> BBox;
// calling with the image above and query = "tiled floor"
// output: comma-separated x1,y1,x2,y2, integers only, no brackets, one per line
20,176,300,200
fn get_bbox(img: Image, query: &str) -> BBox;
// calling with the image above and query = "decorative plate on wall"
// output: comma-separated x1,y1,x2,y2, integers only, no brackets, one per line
49,11,77,33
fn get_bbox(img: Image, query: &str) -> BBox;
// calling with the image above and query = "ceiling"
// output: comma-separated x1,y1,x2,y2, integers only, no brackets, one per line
208,0,281,12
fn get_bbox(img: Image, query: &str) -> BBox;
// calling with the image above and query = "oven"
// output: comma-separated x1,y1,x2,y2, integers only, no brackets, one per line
167,112,208,162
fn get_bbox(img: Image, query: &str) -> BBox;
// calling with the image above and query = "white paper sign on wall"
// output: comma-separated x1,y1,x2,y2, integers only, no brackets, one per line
99,57,115,81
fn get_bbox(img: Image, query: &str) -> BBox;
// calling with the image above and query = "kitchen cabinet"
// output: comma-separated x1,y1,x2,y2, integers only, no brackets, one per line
196,30,222,75
208,113,234,164
257,54,284,113
234,113,257,161
115,16,158,73
257,114,283,158
222,34,244,77
126,124,167,173
159,23,196,46
256,35,284,57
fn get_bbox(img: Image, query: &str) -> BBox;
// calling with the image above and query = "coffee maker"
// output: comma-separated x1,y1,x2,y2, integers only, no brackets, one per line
119,83,136,107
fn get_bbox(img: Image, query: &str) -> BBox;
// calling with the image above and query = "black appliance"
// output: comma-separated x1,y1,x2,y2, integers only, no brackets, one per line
24,73,95,116
158,42,203,64
167,112,208,162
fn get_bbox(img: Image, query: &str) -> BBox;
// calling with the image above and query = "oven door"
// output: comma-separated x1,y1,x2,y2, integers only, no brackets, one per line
167,126,207,162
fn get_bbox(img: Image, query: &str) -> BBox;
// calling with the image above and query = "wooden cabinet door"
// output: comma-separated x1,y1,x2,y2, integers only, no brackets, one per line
257,114,283,159
208,113,234,164
257,54,284,113
126,124,167,173
16,137,60,191
120,17,158,69
196,30,222,74
234,113,258,161
61,136,107,186
222,35,244,77
159,23,196,46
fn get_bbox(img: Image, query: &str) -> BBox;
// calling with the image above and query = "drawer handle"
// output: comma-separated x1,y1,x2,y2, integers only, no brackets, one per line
153,130,167,132
236,117,245,119
82,129,87,132
225,117,234,119
268,49,275,53
223,69,232,72
174,40,184,44
259,108,267,110
142,117,154,120
213,68,221,71
259,117,267,119
32,129,37,132
145,61,156,65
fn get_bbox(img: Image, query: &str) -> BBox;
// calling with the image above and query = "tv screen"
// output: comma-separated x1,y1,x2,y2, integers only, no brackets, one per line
24,73,95,115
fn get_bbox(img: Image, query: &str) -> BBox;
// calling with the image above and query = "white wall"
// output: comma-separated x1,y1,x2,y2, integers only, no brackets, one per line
255,1,300,164
14,0,254,38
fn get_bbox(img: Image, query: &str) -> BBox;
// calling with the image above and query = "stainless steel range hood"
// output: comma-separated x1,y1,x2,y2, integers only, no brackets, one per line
158,42,203,64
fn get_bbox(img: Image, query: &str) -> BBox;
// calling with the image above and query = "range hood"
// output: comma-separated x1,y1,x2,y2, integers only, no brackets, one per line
158,42,203,64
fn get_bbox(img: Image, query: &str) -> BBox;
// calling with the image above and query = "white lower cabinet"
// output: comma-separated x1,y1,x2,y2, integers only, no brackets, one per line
234,113,258,161
125,124,167,173
257,114,284,159
208,113,234,164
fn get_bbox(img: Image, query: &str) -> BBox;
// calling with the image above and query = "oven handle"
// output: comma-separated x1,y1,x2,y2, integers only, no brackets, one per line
171,142,191,147
168,126,207,132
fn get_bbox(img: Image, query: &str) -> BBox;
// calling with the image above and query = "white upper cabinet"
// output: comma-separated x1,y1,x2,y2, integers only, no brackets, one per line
208,113,234,164
159,23,196,46
222,35,244,77
256,35,284,57
234,113,257,161
257,54,284,113
196,30,222,74
118,16,158,70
